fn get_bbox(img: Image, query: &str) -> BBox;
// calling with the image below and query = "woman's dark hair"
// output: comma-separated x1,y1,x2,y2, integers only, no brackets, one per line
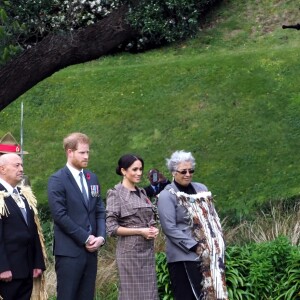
116,154,144,176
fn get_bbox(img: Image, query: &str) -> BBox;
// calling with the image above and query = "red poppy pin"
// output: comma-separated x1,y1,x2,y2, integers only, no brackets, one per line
86,173,91,180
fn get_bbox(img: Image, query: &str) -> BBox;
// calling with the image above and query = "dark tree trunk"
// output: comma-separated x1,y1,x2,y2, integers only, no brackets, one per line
0,4,137,110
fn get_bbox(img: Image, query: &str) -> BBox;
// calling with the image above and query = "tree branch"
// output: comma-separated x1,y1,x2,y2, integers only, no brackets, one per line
0,4,137,110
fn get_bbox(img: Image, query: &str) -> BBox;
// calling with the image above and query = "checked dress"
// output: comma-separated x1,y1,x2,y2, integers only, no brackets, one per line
106,183,159,300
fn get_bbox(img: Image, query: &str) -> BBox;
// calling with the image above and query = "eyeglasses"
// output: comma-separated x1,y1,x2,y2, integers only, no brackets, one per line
175,169,195,175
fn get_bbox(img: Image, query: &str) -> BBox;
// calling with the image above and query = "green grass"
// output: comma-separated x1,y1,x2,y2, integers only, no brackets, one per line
1,0,300,221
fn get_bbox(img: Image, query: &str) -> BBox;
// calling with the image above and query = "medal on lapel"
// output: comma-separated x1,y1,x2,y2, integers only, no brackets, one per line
90,185,99,197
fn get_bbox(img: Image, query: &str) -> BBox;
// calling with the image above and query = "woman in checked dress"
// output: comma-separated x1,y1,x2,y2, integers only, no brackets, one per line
106,154,159,300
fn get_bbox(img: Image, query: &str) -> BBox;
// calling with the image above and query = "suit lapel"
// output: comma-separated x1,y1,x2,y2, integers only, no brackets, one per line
0,184,29,226
83,170,91,197
83,171,91,211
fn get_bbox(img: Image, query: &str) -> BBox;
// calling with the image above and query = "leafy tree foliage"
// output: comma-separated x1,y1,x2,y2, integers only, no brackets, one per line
1,0,122,57
127,0,219,48
0,4,23,64
1,0,219,61
0,0,219,109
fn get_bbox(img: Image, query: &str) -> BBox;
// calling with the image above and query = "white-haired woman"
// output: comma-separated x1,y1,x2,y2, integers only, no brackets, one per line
157,150,228,300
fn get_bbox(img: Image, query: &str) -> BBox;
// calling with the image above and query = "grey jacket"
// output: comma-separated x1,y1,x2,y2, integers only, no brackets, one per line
157,181,208,263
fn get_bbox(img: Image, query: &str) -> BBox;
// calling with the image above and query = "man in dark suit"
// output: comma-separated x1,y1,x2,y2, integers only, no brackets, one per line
48,132,106,300
0,153,45,300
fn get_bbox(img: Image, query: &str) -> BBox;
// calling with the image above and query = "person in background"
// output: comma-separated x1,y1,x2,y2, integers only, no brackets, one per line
157,150,228,300
0,153,46,300
106,154,159,300
143,168,170,200
48,132,106,300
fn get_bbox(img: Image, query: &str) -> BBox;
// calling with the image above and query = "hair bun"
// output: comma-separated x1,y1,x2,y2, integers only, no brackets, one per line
116,166,122,176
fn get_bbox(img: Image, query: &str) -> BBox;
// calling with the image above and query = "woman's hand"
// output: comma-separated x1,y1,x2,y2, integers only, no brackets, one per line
141,226,159,240
195,243,206,256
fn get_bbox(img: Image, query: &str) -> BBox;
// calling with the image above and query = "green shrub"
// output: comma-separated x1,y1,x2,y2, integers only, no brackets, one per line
226,236,300,300
127,0,219,48
248,237,291,298
155,252,173,300
225,245,254,300
155,238,300,300
274,247,300,300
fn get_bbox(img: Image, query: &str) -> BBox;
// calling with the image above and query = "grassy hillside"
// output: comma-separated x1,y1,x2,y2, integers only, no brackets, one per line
1,0,300,221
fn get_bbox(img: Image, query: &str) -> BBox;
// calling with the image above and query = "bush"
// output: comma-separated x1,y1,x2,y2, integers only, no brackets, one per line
155,237,300,300
224,201,300,245
275,248,300,300
226,236,300,300
127,0,219,49
155,252,173,300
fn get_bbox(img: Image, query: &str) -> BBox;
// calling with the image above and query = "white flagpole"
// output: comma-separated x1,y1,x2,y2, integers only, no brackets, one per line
20,101,24,162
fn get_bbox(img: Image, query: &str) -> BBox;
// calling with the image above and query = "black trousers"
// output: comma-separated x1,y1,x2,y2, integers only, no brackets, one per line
55,251,97,300
168,261,203,300
0,276,33,300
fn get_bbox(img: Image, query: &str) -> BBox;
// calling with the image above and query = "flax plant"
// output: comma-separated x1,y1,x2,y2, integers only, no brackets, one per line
224,201,300,246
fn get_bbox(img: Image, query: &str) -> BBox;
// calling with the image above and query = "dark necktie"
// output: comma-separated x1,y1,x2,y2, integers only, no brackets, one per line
13,188,27,224
79,172,89,205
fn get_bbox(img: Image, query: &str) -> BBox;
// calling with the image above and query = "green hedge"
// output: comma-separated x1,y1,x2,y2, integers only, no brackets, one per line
156,236,300,300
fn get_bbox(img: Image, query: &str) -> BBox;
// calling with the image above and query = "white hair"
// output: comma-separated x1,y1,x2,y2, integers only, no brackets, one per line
166,150,196,172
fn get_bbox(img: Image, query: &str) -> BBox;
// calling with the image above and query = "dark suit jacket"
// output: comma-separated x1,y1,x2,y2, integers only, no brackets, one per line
0,184,45,278
48,166,106,257
144,180,171,198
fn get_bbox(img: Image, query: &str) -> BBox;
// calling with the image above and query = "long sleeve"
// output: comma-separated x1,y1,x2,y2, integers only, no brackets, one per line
106,188,121,236
158,189,198,253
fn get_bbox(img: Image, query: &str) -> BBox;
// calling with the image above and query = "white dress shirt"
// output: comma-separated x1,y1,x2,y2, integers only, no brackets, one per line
66,163,89,197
